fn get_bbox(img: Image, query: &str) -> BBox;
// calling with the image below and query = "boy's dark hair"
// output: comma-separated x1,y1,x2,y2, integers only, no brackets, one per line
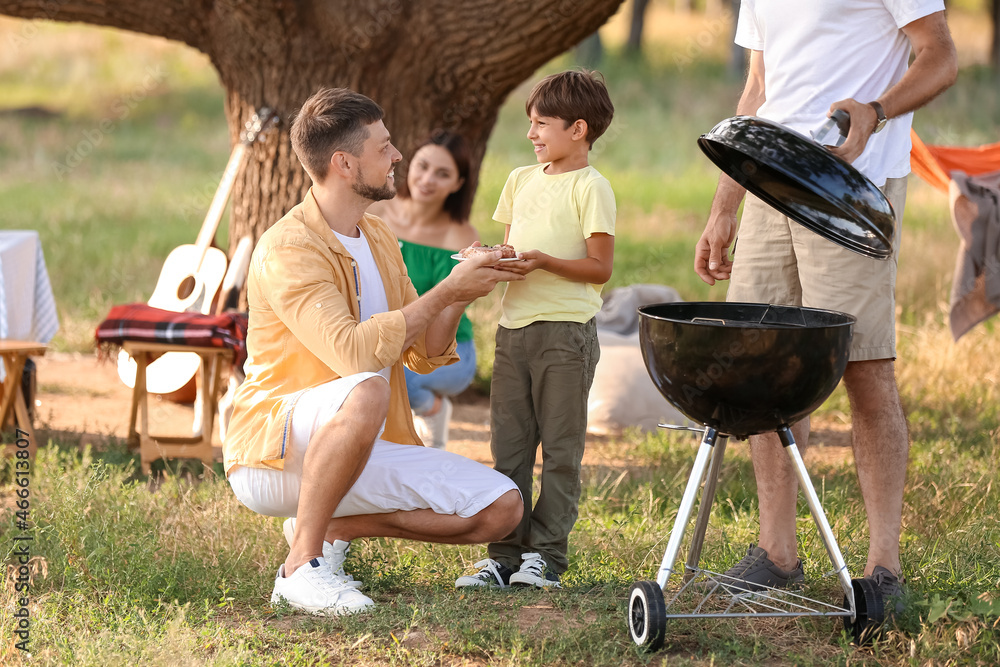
398,129,474,222
290,87,384,180
525,69,614,148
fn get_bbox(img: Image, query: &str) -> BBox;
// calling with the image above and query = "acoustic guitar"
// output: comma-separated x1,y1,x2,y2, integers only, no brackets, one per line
117,108,278,395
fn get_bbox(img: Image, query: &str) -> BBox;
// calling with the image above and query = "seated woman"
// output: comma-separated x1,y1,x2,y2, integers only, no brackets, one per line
369,130,479,449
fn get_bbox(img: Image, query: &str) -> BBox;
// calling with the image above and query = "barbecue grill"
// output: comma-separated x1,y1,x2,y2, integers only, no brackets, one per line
625,303,884,650
626,113,896,651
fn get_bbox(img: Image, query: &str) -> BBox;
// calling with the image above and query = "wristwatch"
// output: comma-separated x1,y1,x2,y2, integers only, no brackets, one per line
869,101,887,134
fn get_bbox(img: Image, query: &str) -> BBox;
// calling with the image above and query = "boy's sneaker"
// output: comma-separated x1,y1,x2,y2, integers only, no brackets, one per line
455,558,515,589
283,518,362,588
509,553,562,589
867,565,905,618
271,557,374,616
713,544,804,593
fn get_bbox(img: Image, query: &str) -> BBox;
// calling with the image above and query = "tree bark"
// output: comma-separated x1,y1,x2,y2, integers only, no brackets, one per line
0,0,625,251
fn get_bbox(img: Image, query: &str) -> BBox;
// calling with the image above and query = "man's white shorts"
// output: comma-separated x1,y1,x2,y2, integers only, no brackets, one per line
228,372,517,519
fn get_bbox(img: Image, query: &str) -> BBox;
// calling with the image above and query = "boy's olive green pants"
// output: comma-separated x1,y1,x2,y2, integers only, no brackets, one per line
487,319,599,574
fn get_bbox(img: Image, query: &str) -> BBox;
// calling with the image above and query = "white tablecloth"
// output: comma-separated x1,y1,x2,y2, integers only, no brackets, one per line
0,230,60,381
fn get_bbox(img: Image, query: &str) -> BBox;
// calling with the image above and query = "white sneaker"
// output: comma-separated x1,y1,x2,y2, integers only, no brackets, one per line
417,396,453,449
455,558,515,589
282,518,363,588
509,552,562,589
271,557,374,616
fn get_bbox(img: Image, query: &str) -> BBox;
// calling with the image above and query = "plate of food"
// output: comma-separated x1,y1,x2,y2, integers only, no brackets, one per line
452,244,523,262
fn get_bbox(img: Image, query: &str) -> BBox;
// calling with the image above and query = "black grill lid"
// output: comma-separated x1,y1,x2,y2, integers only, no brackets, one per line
698,115,895,260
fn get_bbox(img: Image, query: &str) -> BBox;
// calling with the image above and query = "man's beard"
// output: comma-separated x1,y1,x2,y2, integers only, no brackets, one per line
352,166,396,202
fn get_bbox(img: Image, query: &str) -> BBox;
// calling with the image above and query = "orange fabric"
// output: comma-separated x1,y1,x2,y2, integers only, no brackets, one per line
910,129,1000,193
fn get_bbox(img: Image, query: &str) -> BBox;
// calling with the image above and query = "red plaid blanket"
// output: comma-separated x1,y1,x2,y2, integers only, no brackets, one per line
95,303,248,367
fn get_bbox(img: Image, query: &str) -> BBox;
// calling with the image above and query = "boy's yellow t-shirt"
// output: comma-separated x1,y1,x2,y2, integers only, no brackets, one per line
493,163,616,329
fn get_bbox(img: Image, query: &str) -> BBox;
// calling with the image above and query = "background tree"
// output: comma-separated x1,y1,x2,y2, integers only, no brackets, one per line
728,0,746,78
992,0,1000,74
625,0,651,55
0,0,625,250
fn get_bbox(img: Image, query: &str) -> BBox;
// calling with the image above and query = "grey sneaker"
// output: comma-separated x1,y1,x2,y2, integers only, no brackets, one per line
867,566,905,617
715,544,804,593
455,558,515,588
283,518,363,588
509,553,562,589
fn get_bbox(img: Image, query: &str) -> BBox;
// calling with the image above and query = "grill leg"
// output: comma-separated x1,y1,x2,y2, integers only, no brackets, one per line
777,425,855,612
684,434,728,581
657,427,719,590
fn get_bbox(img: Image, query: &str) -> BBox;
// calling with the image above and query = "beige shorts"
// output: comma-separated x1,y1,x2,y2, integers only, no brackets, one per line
229,373,517,519
727,177,907,362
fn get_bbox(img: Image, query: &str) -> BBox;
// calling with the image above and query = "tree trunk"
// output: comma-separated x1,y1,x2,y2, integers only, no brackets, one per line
576,31,605,66
992,0,1000,75
0,0,626,253
728,0,747,78
626,0,650,55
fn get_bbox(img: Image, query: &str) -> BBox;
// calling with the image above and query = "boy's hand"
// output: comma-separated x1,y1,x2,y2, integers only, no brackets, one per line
446,250,525,305
505,235,613,284
503,249,547,275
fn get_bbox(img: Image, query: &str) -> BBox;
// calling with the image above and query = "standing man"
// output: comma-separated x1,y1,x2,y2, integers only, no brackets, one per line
224,87,524,616
694,1,957,609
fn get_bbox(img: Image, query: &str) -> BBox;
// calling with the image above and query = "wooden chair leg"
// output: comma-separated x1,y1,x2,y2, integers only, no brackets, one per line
0,353,27,429
13,386,37,459
127,353,144,449
0,377,8,431
132,352,152,475
198,352,217,467
121,344,234,475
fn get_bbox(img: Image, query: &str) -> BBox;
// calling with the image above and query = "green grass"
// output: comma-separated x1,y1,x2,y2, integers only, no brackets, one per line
2,431,998,665
3,8,1000,666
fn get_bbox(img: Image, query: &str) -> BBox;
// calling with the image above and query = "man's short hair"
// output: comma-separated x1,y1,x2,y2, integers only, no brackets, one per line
525,70,615,148
290,87,384,181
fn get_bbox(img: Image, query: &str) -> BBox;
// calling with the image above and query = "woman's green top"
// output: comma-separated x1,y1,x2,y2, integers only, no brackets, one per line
398,239,474,342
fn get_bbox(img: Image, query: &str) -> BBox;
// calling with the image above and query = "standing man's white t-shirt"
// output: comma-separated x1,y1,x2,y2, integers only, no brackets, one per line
735,0,945,186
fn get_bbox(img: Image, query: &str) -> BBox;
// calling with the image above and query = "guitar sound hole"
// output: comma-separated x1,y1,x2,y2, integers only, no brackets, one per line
177,276,197,300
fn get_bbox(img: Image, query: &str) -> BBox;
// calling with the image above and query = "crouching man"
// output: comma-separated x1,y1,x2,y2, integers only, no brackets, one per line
224,87,523,616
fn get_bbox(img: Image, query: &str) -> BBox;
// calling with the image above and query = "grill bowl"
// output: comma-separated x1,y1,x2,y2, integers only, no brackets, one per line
638,302,855,437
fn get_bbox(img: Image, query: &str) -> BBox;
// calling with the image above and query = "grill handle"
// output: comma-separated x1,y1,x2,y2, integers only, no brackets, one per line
759,304,808,327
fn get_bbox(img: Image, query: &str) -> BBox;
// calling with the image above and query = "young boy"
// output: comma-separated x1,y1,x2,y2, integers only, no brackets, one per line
455,70,616,589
